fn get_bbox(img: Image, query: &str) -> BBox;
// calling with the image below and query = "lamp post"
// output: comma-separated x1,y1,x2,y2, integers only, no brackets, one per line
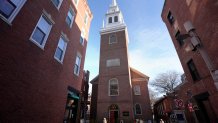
177,21,218,91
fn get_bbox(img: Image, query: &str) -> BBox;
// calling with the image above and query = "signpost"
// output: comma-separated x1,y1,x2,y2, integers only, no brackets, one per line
174,99,185,108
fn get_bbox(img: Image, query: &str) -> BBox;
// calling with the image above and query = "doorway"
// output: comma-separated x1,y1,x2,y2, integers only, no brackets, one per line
109,104,119,123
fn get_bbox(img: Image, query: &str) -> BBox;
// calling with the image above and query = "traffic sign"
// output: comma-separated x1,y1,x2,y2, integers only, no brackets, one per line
174,99,185,108
170,114,177,123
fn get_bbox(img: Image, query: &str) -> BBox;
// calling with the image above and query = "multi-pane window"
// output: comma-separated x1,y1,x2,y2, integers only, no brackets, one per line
109,17,112,23
134,85,141,95
175,30,184,46
84,12,88,25
51,0,63,9
74,55,81,76
54,37,67,63
109,78,119,96
73,0,79,6
114,16,118,22
187,59,200,81
80,29,85,45
66,8,75,28
0,0,26,23
30,15,52,48
109,34,117,44
167,11,174,25
135,104,142,115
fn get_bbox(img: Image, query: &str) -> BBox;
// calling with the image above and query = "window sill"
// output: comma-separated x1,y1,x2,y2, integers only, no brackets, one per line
74,73,80,77
54,57,63,64
0,15,12,26
29,38,45,50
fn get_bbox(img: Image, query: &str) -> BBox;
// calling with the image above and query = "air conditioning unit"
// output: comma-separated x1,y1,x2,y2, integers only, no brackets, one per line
184,21,195,32
191,37,200,47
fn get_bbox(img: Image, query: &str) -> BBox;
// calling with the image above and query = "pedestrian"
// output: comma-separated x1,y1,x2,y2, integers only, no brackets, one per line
103,118,107,123
160,119,164,123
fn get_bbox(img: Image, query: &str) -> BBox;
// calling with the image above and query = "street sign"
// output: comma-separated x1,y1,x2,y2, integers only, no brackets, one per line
170,114,177,123
174,99,185,108
188,103,194,112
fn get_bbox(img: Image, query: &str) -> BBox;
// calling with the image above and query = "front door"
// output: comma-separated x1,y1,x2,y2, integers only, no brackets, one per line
110,110,119,123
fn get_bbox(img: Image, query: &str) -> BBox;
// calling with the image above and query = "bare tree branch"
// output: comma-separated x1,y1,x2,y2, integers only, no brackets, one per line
150,71,181,94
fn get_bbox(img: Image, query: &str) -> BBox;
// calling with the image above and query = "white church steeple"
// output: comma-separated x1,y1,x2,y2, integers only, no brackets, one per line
112,0,117,6
101,0,126,33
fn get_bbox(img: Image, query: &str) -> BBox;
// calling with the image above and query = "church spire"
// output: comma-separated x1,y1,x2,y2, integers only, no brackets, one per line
100,0,126,33
112,0,117,6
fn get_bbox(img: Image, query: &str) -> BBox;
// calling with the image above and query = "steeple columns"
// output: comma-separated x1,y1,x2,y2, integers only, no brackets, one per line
112,0,117,6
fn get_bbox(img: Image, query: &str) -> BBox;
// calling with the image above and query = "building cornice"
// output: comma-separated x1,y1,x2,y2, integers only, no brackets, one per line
100,24,126,35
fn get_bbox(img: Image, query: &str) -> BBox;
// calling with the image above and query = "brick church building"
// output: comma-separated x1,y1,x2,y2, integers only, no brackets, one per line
90,0,152,123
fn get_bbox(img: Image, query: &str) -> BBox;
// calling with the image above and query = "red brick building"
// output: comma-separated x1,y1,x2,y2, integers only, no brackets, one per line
0,0,92,122
90,0,152,123
162,0,218,122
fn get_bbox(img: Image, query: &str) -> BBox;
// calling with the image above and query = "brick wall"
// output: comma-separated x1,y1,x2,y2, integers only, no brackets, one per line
0,0,92,122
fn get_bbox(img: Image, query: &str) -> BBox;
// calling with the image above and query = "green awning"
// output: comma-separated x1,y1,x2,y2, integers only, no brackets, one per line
68,91,79,100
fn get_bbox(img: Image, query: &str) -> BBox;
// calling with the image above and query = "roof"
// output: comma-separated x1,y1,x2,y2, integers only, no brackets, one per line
90,75,99,84
130,67,149,79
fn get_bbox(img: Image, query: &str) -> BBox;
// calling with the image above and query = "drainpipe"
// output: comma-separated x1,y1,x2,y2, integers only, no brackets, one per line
184,21,218,91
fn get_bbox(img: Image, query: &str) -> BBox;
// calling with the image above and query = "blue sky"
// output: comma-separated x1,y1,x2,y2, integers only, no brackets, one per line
84,0,184,82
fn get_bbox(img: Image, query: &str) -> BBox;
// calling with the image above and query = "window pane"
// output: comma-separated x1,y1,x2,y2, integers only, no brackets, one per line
32,27,46,45
84,13,88,24
109,17,112,23
11,0,20,5
76,56,81,65
80,36,84,44
74,0,78,5
74,64,79,74
51,0,60,7
114,16,118,22
58,38,65,50
38,16,51,33
66,16,71,26
0,0,16,18
55,47,63,60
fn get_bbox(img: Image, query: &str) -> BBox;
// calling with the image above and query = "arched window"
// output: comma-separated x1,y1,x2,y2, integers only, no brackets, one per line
114,16,118,22
109,17,112,23
109,34,117,44
135,104,142,115
109,78,119,96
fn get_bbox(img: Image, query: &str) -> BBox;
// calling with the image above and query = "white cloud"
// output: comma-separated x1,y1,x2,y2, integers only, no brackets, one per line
129,27,184,80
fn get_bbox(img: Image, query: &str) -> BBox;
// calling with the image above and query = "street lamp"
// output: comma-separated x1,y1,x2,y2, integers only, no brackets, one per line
176,21,218,90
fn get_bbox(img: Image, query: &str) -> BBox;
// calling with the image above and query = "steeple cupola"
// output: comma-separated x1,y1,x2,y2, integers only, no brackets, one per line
101,0,126,33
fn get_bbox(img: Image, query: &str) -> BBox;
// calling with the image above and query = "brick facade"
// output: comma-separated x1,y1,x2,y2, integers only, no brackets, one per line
162,0,218,122
90,29,152,122
0,0,92,122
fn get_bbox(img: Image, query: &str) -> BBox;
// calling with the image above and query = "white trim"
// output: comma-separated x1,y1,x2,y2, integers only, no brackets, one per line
100,24,126,35
51,0,63,10
66,6,75,28
29,14,53,49
80,28,85,45
84,11,88,25
54,35,68,63
73,0,79,8
74,52,82,76
0,0,27,24
135,103,142,115
108,78,119,96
